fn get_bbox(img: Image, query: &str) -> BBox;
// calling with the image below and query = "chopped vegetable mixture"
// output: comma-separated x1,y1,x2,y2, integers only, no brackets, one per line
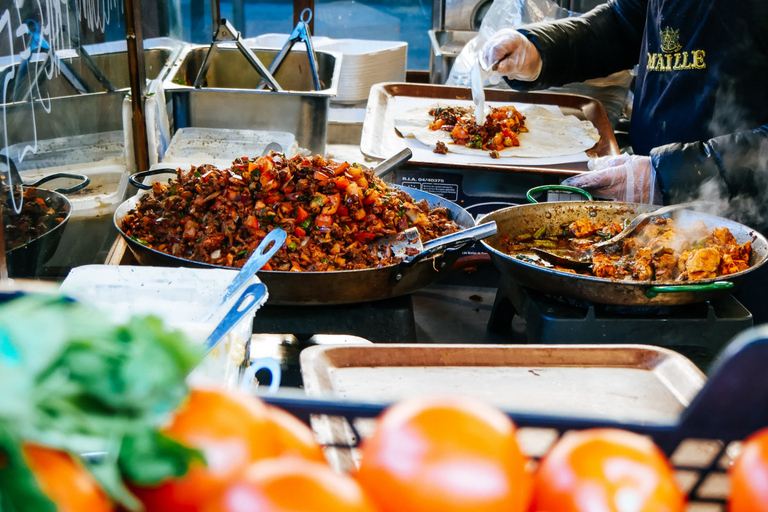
122,153,460,271
428,105,528,152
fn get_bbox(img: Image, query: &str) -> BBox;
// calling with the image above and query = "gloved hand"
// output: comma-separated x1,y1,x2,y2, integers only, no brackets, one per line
561,154,663,204
480,28,543,82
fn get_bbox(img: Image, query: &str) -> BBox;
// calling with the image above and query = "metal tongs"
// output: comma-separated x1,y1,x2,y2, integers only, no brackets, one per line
259,8,321,91
193,19,283,92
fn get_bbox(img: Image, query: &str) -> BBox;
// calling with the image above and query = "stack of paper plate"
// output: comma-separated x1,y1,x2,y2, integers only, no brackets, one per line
248,34,407,105
321,39,407,104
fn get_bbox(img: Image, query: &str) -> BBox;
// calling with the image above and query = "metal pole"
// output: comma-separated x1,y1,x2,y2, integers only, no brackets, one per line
232,0,246,37
123,0,149,173
211,0,222,34
432,0,445,30
294,0,315,34
0,208,7,281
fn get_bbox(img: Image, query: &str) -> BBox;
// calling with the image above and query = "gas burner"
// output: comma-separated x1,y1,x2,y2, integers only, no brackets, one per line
540,292,718,318
252,294,417,344
488,280,753,362
544,293,673,316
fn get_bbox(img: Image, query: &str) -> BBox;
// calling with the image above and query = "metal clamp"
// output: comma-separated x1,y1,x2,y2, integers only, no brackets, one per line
193,19,282,92
259,9,321,91
406,222,498,267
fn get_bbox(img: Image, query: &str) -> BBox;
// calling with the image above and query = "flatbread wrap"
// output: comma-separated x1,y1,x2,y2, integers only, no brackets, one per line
394,103,600,158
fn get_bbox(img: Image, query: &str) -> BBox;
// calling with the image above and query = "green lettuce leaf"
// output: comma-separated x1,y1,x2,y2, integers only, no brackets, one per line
0,294,206,511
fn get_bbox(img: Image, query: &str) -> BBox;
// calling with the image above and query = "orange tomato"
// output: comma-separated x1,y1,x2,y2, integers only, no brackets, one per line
22,443,113,512
203,457,377,512
531,428,685,512
265,405,325,463
131,388,324,512
355,396,531,512
729,427,768,512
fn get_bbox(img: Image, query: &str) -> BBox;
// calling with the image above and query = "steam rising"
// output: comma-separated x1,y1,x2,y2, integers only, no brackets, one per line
679,81,768,234
692,177,768,233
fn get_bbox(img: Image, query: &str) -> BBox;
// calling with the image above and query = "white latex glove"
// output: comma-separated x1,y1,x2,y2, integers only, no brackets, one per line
561,154,663,204
480,28,543,82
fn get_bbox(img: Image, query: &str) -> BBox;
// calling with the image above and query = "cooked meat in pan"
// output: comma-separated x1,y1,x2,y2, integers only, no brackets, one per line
2,185,65,251
501,217,752,282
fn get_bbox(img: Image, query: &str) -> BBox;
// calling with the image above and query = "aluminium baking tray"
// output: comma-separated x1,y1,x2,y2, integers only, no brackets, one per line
360,83,620,176
300,343,705,471
301,343,705,423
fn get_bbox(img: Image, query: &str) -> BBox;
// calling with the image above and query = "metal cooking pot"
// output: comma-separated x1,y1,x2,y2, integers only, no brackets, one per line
479,186,768,306
114,182,475,305
3,169,91,278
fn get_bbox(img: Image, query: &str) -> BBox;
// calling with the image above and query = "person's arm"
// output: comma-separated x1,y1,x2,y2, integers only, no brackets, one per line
561,125,768,215
651,126,768,205
506,0,647,90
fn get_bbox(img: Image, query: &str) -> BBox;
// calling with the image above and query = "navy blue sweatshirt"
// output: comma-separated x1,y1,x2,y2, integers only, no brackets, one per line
504,0,768,223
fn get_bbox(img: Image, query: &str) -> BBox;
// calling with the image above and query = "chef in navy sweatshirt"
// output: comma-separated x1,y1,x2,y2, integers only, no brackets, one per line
483,0,768,323
482,0,768,215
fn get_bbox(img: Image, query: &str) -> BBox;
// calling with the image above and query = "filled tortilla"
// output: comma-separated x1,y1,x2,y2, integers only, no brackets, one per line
394,103,600,158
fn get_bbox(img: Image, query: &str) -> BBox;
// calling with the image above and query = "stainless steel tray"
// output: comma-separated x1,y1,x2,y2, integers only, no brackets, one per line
361,82,620,176
163,44,342,155
0,38,181,103
300,343,705,471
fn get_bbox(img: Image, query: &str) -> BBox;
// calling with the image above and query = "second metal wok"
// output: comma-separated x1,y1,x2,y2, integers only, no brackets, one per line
6,188,72,278
3,169,90,278
479,200,768,306
114,185,475,305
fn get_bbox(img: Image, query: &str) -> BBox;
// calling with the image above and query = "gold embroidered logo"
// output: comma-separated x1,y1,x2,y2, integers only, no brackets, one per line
647,27,706,72
660,27,682,53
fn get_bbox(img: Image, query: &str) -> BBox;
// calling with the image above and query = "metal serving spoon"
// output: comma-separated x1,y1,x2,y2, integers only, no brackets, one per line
530,201,704,270
592,202,703,251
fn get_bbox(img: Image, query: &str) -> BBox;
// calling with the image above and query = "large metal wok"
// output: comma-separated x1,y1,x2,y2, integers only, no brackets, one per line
1,160,90,278
114,184,475,305
479,190,768,306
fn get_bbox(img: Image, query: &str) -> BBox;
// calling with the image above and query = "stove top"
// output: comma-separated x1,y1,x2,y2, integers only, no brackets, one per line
488,279,753,363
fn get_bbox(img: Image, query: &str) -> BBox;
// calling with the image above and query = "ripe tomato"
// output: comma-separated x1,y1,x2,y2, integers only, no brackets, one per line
265,405,325,463
22,443,113,512
131,388,324,512
729,427,768,512
203,457,377,512
532,428,685,512
355,396,531,512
